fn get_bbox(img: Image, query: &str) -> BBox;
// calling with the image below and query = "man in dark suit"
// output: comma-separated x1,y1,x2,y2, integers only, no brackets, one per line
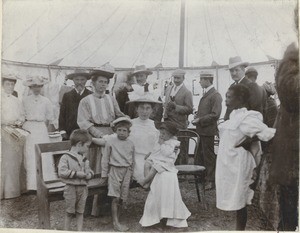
192,72,222,190
164,69,193,129
59,69,92,140
245,67,267,119
224,56,263,120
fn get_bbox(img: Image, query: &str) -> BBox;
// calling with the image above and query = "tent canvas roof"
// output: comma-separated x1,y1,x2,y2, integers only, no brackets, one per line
2,0,298,68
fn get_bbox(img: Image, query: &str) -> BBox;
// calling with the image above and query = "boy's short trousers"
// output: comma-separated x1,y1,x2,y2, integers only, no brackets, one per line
63,184,88,214
108,166,132,201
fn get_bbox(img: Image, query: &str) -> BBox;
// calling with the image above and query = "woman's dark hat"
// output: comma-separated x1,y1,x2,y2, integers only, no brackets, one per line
156,121,179,136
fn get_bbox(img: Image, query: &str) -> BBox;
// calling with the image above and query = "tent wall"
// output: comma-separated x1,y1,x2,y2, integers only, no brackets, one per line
2,59,277,127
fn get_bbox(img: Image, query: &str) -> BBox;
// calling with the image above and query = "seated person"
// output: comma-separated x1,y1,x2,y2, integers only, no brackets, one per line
139,121,180,188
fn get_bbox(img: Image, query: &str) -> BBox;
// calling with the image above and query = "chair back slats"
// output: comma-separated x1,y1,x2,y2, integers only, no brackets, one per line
176,130,200,165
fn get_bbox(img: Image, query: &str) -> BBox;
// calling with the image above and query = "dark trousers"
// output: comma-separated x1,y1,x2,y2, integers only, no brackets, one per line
278,182,299,231
195,136,216,182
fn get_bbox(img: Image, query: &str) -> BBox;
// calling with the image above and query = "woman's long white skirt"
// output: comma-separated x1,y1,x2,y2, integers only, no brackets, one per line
23,121,57,191
140,171,191,228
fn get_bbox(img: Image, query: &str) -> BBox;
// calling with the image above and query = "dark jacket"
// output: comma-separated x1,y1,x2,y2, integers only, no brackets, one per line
59,88,92,138
195,87,222,136
224,77,266,120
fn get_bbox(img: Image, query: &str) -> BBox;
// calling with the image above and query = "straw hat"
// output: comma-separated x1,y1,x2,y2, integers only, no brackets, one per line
23,75,49,87
200,72,214,79
111,117,132,127
172,69,186,77
126,96,162,105
66,69,91,80
130,65,153,77
2,74,19,82
228,56,249,70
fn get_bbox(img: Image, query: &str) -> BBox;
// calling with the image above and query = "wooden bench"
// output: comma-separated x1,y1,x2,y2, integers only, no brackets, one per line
35,141,107,229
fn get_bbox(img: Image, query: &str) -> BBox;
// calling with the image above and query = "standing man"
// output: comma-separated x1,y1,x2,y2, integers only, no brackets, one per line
59,69,92,140
125,65,163,122
224,56,262,120
192,73,222,190
164,69,193,129
245,67,267,118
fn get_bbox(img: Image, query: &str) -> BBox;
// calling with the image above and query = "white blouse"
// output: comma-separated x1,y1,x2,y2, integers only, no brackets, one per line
23,94,54,122
1,93,25,125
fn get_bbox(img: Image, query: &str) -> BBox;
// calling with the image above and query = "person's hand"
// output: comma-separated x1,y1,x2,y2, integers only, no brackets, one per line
61,133,68,140
86,172,92,180
166,101,176,111
99,177,108,185
191,118,200,125
89,127,104,138
76,171,86,179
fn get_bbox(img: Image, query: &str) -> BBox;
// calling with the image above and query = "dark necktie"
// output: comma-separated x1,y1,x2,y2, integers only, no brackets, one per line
144,83,149,92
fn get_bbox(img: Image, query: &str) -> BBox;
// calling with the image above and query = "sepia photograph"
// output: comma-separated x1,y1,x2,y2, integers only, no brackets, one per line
0,0,298,232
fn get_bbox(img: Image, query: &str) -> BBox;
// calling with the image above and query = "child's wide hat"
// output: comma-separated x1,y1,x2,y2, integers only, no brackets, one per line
111,117,132,127
130,65,153,77
156,121,179,136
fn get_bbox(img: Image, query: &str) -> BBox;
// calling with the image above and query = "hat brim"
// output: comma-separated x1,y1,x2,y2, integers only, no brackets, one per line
227,62,249,70
66,73,91,80
126,98,162,105
112,117,132,125
90,70,114,79
2,77,17,82
130,70,153,77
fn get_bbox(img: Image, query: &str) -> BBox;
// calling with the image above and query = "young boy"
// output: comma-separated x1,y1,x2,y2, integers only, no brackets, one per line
58,129,94,231
139,121,180,188
100,117,135,232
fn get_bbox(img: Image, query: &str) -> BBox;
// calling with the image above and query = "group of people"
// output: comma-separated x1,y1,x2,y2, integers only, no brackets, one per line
1,44,298,231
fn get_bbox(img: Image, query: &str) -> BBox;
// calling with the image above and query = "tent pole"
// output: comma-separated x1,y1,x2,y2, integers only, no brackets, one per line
179,0,186,68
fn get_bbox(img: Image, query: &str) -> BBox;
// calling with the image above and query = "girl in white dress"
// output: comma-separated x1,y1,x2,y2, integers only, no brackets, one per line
216,84,275,230
139,121,180,188
22,76,56,191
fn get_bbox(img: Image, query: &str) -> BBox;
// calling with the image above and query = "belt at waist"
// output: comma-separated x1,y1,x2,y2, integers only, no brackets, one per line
94,123,110,127
25,120,44,122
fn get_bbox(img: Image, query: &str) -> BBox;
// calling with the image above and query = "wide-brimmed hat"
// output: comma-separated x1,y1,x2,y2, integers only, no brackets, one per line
2,74,19,82
228,56,249,70
245,67,258,76
90,63,115,80
262,81,276,95
126,96,162,105
111,117,132,128
156,121,179,136
172,69,186,77
23,75,49,87
66,69,91,80
130,65,153,77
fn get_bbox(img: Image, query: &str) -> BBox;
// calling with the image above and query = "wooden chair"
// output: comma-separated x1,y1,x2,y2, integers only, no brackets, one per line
35,141,107,229
175,130,207,209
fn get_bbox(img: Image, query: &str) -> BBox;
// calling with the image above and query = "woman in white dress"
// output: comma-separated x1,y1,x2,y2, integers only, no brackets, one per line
128,97,191,228
22,76,56,191
1,74,26,199
216,84,275,230
127,98,160,182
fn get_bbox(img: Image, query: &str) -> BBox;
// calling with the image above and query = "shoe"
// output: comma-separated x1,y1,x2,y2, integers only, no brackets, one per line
205,182,215,190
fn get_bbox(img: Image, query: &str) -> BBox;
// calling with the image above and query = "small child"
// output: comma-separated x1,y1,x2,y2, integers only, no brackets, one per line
139,121,180,188
100,117,135,232
58,129,94,231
